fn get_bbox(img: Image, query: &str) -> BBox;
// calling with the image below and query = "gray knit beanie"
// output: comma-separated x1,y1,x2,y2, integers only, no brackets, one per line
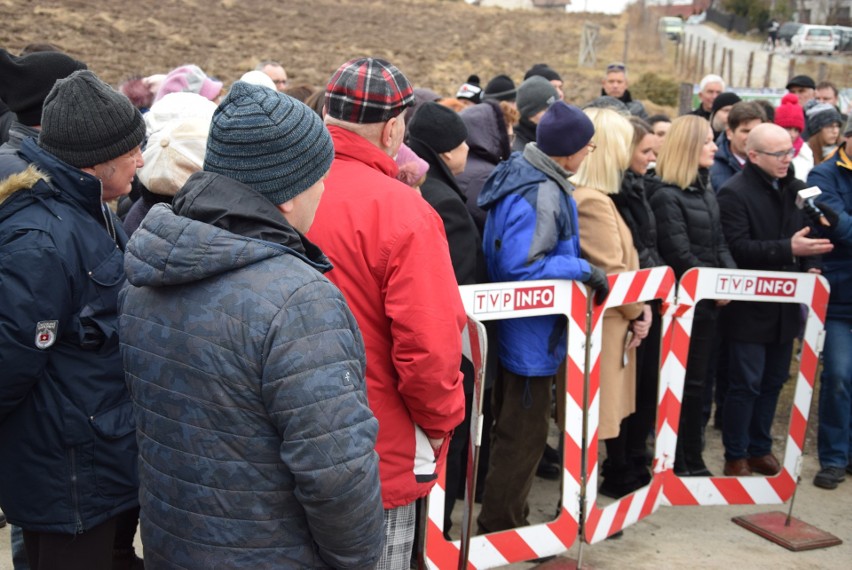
516,76,558,120
38,70,145,168
204,81,333,205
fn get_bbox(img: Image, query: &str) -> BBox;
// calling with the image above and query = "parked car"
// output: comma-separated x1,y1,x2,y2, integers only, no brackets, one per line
686,12,706,25
791,25,836,55
659,16,684,41
777,22,803,46
832,26,852,52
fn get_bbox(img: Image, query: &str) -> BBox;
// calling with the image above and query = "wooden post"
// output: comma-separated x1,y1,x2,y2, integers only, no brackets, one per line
764,52,774,88
698,40,706,81
710,43,717,77
746,51,754,88
787,58,796,83
817,62,827,82
674,37,680,68
623,25,630,66
684,34,693,74
728,49,734,87
719,45,725,79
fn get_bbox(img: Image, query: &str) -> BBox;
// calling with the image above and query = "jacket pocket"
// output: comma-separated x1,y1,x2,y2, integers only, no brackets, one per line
91,400,138,500
76,248,125,350
90,400,136,440
412,425,439,483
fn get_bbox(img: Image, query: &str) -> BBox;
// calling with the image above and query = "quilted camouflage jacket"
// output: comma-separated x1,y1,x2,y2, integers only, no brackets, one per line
118,171,384,569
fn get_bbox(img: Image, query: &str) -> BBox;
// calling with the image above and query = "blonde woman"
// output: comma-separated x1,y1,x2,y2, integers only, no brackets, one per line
648,115,736,477
572,108,651,497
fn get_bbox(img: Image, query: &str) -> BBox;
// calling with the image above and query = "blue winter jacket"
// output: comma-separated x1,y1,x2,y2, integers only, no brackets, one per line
0,138,138,533
709,132,743,193
118,172,384,569
478,144,591,376
807,149,852,320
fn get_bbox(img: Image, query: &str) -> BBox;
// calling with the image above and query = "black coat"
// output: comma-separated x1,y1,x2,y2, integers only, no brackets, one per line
647,169,736,279
612,170,666,269
408,137,491,391
717,161,818,343
408,137,485,287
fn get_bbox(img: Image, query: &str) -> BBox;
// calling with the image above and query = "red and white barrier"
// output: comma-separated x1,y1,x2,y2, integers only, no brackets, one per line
425,280,585,568
423,269,829,567
663,268,829,506
581,267,677,544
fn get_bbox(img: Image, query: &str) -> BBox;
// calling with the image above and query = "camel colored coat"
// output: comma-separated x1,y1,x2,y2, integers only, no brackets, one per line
575,186,643,440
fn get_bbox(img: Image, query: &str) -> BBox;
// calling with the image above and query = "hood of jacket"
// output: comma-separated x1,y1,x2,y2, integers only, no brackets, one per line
0,137,108,227
477,143,573,210
460,101,511,166
124,171,330,288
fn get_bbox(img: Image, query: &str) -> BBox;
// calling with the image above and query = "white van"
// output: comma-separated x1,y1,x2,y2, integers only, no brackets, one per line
791,25,835,55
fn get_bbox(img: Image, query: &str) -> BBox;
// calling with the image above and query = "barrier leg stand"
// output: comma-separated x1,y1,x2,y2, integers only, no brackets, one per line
732,460,842,551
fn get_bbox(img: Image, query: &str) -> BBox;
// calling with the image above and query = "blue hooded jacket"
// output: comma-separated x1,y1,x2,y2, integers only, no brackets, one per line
478,144,591,376
807,149,852,320
709,132,743,193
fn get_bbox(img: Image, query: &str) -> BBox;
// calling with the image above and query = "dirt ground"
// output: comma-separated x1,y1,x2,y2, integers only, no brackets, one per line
0,0,623,104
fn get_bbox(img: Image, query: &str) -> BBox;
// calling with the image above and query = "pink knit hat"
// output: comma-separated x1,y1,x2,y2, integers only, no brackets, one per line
774,93,805,132
153,64,223,103
395,142,429,187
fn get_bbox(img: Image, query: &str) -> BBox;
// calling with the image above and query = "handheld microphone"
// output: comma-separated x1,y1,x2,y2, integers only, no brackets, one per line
795,186,822,210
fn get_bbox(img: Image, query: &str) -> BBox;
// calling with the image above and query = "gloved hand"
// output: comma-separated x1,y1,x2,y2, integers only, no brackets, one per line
583,264,610,305
803,200,839,229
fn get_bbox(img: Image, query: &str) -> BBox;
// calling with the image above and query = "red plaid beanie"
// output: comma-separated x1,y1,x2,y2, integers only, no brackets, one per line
325,57,414,124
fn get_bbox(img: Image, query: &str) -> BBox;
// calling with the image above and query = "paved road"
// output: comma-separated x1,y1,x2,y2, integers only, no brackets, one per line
678,23,847,90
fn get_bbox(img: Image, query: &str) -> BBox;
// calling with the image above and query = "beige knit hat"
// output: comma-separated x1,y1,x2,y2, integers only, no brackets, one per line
137,117,210,196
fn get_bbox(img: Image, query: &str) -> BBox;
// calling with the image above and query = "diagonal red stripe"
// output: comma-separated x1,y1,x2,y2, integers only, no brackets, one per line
789,405,808,449
623,269,651,304
714,478,755,504
811,278,829,323
546,508,579,548
663,471,699,505
767,469,796,500
426,520,459,567
487,529,538,562
799,342,818,388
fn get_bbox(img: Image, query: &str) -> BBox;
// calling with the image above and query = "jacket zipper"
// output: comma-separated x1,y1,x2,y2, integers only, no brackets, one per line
69,447,84,534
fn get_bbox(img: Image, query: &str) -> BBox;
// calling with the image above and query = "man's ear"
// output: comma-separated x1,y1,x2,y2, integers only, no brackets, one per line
380,118,397,150
276,199,295,217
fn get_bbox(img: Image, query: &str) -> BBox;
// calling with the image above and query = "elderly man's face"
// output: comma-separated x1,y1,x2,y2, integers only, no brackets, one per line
261,64,288,92
603,72,627,99
788,86,815,107
699,81,723,112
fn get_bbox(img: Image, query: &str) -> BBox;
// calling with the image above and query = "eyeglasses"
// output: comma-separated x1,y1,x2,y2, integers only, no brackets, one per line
587,141,597,153
755,148,795,160
606,63,626,73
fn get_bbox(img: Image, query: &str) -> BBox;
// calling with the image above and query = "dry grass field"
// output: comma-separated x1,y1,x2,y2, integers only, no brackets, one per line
0,0,674,105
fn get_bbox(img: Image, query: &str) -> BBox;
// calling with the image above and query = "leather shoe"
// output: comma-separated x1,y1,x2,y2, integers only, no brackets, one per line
723,458,752,476
748,454,781,476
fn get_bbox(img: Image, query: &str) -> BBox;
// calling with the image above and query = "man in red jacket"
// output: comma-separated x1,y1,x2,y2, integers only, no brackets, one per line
308,57,466,567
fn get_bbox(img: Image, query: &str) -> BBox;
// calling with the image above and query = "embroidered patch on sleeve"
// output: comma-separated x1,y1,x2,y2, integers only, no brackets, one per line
35,320,59,349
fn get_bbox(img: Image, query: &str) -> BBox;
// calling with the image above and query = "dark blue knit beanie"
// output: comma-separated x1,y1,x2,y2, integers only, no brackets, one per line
536,101,595,157
204,81,333,205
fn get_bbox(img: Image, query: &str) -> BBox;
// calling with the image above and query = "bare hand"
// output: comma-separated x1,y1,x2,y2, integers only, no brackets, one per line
791,226,833,257
807,267,822,274
631,305,652,340
716,299,731,307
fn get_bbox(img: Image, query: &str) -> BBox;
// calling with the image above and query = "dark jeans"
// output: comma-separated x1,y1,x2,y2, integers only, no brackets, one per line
477,369,553,533
817,318,852,468
23,515,117,570
722,339,793,460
